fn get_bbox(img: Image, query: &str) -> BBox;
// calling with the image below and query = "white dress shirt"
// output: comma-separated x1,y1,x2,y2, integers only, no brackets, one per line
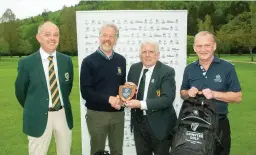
137,65,155,114
39,48,64,107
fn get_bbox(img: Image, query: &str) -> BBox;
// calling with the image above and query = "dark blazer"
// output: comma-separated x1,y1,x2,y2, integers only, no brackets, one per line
15,51,73,137
128,61,177,140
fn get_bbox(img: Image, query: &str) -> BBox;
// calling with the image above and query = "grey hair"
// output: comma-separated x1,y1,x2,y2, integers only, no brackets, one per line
140,40,160,54
194,31,216,43
99,23,119,38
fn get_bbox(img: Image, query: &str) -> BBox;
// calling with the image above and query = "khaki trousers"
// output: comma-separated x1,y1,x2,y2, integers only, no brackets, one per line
28,108,72,155
86,109,124,155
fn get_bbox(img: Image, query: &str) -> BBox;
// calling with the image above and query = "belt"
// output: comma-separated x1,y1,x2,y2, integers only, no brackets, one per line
48,106,63,112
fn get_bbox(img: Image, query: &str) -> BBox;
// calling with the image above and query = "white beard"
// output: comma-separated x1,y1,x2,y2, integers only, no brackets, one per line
102,43,113,52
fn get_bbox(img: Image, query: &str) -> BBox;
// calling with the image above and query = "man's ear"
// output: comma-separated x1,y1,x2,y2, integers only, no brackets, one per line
157,52,160,59
36,34,40,43
213,42,217,51
193,44,196,53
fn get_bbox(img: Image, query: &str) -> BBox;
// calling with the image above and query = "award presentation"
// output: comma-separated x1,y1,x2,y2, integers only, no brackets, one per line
119,84,137,102
76,10,187,155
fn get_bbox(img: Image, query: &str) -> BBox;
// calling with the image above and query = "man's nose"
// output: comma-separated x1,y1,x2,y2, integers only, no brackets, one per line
145,51,150,56
49,35,56,40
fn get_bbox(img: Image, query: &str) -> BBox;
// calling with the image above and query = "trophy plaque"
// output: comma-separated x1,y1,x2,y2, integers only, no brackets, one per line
119,84,137,102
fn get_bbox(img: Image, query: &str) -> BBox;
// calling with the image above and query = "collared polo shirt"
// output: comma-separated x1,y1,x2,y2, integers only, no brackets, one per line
181,56,241,114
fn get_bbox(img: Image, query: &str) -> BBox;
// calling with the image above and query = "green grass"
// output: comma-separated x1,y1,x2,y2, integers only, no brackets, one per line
0,55,255,155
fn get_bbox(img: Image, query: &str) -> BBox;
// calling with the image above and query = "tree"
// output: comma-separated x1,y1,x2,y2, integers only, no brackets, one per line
42,9,50,21
187,35,194,58
215,32,231,57
2,20,21,57
198,2,215,20
249,2,256,61
198,14,214,34
217,8,256,61
0,38,9,59
1,9,21,57
0,8,16,22
227,1,250,20
21,23,40,52
59,7,77,55
186,2,199,35
19,40,33,56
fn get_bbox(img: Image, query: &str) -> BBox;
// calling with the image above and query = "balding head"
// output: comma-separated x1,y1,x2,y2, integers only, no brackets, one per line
194,31,215,43
36,21,59,54
37,21,59,34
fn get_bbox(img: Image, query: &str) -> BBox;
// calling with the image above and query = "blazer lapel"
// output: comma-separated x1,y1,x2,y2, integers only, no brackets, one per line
134,63,143,85
147,61,161,97
35,52,48,89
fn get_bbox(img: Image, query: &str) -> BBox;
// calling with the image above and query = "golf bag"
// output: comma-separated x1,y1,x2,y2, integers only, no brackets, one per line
170,95,221,155
94,150,111,155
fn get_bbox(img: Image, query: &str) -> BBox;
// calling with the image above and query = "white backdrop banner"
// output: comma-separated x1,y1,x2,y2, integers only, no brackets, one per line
76,10,187,155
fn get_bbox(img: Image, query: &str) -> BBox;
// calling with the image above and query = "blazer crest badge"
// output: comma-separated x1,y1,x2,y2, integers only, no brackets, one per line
65,72,69,81
156,89,160,97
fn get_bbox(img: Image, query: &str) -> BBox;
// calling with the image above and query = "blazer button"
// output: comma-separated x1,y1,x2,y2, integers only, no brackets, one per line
46,99,49,101
45,113,48,115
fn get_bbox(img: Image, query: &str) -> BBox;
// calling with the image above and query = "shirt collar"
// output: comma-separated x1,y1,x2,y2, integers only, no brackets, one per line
194,56,220,65
96,47,114,60
39,48,57,60
143,64,155,73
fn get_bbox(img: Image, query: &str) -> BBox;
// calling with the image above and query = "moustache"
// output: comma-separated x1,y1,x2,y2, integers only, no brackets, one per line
103,41,111,45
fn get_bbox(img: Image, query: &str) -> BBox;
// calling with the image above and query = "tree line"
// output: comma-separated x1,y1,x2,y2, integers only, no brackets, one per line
0,1,255,61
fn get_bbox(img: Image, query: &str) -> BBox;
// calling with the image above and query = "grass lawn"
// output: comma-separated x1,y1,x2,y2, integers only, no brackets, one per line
0,55,255,155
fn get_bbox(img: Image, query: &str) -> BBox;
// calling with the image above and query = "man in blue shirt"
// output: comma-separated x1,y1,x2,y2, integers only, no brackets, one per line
180,31,242,155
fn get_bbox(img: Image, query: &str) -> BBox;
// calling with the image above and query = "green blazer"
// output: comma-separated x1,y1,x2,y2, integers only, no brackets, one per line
128,61,177,140
15,51,73,137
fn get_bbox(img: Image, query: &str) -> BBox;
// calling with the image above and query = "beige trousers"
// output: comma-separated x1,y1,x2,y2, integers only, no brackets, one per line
28,108,72,155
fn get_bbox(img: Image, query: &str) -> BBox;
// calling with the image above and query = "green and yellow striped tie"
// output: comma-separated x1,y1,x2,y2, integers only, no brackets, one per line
48,56,61,110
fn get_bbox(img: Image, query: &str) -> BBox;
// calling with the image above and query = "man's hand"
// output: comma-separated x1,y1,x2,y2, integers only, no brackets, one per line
109,96,121,110
187,86,199,97
125,100,141,109
124,82,137,87
202,88,214,99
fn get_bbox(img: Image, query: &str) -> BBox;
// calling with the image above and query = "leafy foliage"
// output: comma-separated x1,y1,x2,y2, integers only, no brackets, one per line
0,1,254,60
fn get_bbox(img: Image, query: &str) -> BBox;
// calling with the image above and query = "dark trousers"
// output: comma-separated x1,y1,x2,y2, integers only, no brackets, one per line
133,116,171,155
215,116,231,155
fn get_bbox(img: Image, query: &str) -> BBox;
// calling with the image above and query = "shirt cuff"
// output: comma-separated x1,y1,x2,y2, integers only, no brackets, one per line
140,101,148,110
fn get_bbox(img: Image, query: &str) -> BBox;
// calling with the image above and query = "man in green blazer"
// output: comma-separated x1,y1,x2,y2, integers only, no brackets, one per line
15,21,73,155
125,40,177,155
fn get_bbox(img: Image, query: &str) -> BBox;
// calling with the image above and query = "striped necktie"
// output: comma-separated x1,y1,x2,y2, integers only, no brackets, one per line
48,56,61,110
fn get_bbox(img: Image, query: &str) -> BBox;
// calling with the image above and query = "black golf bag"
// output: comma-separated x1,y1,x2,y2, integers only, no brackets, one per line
93,150,111,155
170,95,221,155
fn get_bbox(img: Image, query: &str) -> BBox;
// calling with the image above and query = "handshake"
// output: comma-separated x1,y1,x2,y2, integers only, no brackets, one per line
109,82,142,110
